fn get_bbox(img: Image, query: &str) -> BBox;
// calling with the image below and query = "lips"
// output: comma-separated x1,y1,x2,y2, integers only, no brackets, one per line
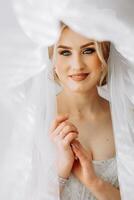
69,73,89,81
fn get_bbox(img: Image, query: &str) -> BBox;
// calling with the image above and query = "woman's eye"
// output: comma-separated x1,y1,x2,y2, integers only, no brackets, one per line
59,50,71,56
83,48,95,55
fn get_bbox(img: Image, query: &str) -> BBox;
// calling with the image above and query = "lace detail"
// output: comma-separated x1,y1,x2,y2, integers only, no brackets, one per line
60,157,119,200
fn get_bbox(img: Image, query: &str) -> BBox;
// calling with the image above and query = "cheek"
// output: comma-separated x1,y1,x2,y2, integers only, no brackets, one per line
54,60,67,80
85,54,102,71
54,56,69,74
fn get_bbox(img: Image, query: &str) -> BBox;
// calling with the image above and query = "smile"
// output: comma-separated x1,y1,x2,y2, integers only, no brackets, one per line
68,73,90,81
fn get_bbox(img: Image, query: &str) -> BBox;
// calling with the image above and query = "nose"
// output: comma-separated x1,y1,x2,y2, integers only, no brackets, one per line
70,53,85,70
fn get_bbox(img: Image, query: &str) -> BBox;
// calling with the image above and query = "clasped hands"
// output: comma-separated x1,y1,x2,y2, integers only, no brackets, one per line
71,139,98,189
50,114,99,189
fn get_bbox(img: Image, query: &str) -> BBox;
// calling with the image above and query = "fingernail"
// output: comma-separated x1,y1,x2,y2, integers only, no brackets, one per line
71,144,77,149
71,144,75,148
73,143,79,149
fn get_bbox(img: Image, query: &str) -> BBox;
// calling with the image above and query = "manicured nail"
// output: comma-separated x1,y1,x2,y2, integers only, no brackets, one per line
71,144,77,150
73,143,79,149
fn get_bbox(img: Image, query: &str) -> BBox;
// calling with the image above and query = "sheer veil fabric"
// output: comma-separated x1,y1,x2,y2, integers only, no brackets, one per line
0,0,134,199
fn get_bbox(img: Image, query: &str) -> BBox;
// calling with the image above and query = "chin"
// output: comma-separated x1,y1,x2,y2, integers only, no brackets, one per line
67,84,92,94
64,79,97,93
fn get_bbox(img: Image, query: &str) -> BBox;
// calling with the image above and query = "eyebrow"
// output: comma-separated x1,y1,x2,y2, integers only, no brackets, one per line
57,42,94,50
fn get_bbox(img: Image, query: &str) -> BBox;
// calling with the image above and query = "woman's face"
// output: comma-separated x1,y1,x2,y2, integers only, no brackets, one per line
53,27,102,93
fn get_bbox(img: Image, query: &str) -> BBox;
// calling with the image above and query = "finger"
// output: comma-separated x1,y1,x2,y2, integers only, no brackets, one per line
49,114,69,133
76,141,93,161
53,119,78,135
72,145,85,162
73,140,87,155
71,142,88,166
63,132,78,146
52,121,77,137
70,143,79,160
59,125,78,139
52,121,67,136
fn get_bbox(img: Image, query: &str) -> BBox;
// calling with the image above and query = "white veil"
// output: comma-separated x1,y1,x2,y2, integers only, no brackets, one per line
0,0,134,199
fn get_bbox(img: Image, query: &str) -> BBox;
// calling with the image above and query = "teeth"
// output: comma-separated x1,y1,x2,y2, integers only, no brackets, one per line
73,75,85,77
72,75,87,77
71,73,88,77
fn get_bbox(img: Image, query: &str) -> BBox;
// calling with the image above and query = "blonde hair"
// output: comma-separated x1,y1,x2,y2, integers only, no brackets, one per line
48,23,110,87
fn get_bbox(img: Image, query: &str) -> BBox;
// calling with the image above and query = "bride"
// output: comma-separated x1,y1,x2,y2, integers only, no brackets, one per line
1,0,134,199
48,24,120,199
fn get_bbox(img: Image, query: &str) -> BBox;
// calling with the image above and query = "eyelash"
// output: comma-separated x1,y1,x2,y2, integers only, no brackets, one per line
59,48,96,56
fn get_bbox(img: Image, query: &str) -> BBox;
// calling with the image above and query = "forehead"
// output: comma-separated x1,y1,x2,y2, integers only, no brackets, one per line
57,27,94,47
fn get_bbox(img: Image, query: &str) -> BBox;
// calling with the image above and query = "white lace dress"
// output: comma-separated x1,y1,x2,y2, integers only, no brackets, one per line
59,156,119,200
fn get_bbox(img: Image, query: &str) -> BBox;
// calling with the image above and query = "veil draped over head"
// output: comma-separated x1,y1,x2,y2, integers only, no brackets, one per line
0,0,134,199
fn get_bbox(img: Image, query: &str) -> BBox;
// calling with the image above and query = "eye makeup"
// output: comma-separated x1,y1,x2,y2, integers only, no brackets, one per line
58,47,96,56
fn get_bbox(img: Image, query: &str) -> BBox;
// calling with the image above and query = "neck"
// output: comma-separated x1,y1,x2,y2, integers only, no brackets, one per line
57,87,107,120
